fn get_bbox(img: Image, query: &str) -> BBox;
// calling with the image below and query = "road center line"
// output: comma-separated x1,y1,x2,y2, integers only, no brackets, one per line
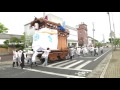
93,48,112,61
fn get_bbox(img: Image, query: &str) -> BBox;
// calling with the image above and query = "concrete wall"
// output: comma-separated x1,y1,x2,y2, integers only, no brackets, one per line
0,48,14,55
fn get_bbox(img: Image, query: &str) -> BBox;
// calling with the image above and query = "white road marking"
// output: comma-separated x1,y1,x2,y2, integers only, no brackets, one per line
74,60,92,70
45,65,92,72
21,68,85,78
63,60,84,69
93,49,112,61
47,60,70,67
80,57,97,58
55,60,77,68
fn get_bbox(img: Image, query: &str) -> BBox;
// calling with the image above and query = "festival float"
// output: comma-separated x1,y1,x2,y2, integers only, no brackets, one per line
25,17,70,62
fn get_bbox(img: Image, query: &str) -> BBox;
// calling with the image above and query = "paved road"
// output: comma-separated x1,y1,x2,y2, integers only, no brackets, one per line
0,48,111,78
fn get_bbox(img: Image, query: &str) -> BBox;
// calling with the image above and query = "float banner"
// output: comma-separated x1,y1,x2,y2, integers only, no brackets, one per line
32,28,58,51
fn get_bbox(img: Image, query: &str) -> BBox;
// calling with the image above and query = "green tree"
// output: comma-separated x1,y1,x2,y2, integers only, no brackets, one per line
4,40,9,46
95,42,102,47
18,34,25,49
10,37,20,44
0,23,8,33
109,38,114,43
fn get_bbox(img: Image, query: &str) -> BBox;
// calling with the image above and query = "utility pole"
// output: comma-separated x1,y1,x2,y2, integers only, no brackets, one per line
112,13,116,50
113,23,116,50
107,12,113,50
92,22,95,46
103,34,105,46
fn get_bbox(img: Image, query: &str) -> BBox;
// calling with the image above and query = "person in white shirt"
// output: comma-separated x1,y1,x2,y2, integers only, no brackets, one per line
76,47,81,56
26,49,34,64
69,47,74,60
17,50,23,64
83,47,88,56
12,50,19,67
90,46,94,55
41,48,51,66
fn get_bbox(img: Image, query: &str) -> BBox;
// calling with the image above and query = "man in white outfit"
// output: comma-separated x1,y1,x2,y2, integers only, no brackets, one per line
41,48,51,66
76,47,81,56
12,50,19,67
69,47,74,60
17,50,23,65
90,46,94,55
26,49,34,67
83,47,88,56
31,50,38,67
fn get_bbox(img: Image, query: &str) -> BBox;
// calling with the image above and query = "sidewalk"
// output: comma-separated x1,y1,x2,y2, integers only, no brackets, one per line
103,48,120,78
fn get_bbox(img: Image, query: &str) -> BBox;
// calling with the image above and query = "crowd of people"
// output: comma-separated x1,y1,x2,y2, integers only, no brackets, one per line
12,45,104,69
68,45,104,60
12,47,51,69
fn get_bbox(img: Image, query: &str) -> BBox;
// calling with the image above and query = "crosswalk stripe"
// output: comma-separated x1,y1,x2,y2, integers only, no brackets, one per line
46,65,92,72
55,60,77,68
63,60,84,69
74,60,92,70
47,60,70,67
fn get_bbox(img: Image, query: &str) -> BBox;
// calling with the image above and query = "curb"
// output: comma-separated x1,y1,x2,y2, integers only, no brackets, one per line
100,53,112,78
87,52,112,78
0,61,12,66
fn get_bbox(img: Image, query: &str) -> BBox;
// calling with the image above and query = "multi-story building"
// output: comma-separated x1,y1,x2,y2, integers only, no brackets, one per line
77,23,88,46
66,25,78,47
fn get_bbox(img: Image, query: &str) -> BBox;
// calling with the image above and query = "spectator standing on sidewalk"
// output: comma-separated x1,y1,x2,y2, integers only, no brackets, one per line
12,50,19,67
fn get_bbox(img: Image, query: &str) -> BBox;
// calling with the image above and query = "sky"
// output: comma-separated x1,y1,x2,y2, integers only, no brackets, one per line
0,12,120,42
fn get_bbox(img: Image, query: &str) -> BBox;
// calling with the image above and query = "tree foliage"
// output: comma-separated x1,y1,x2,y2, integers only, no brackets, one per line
10,37,20,44
95,42,103,47
108,38,120,47
3,40,9,46
0,23,8,33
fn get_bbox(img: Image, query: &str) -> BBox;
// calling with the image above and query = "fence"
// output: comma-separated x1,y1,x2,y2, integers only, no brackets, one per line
0,48,14,55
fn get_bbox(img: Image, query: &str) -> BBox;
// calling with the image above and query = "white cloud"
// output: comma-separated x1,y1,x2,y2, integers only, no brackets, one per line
0,12,119,42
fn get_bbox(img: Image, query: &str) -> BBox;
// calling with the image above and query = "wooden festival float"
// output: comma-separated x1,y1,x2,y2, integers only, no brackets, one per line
30,17,70,62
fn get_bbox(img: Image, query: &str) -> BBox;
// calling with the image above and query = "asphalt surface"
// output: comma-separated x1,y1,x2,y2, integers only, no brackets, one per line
0,47,111,78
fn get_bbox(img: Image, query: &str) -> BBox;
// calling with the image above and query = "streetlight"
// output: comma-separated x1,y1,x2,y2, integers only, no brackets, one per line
92,22,95,46
107,12,113,50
